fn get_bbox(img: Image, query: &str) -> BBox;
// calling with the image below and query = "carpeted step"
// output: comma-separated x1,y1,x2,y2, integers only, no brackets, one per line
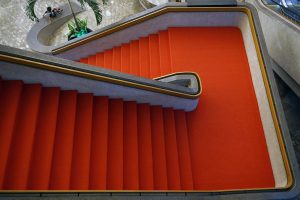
3,84,42,190
96,52,104,67
163,108,181,190
104,49,113,70
149,34,161,78
130,40,140,76
174,110,194,190
150,106,168,190
112,47,122,72
121,44,130,74
80,57,88,64
27,87,60,190
89,96,109,190
88,55,97,66
123,101,139,190
0,80,23,189
158,31,172,75
70,93,94,190
137,104,154,190
49,90,78,190
139,37,150,78
107,99,124,190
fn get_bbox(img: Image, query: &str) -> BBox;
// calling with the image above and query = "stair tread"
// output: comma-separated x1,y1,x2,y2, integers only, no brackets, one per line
175,110,194,190
163,108,181,190
158,31,172,75
88,55,97,66
112,47,121,72
27,87,60,190
149,34,161,78
96,52,104,67
139,37,150,78
123,101,139,190
70,93,94,190
121,44,130,74
104,49,113,69
130,40,140,76
107,99,124,190
150,106,168,190
3,84,42,190
80,58,88,64
89,96,109,190
49,90,78,190
137,104,154,190
0,80,23,189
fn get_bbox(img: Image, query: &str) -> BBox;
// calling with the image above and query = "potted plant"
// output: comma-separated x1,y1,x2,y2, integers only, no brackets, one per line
25,0,108,40
67,18,93,40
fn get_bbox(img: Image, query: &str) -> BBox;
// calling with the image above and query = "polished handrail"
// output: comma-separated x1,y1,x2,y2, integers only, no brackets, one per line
0,45,201,99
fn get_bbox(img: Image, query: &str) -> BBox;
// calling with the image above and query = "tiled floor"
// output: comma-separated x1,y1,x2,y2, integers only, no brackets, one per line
0,0,143,50
49,0,144,46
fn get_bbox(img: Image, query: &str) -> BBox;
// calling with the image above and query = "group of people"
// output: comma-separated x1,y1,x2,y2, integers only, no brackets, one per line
43,6,63,22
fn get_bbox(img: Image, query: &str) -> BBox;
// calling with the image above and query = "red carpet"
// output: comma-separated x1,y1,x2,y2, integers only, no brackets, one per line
0,27,274,191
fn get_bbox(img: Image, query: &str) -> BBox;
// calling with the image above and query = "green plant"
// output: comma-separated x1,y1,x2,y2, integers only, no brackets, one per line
25,0,108,29
67,18,88,40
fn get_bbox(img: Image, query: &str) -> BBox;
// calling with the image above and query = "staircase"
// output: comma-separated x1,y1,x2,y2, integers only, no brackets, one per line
79,30,173,79
0,78,193,191
0,27,276,192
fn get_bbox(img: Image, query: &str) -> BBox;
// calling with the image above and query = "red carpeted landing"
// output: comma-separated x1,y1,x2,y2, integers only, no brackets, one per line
0,27,274,191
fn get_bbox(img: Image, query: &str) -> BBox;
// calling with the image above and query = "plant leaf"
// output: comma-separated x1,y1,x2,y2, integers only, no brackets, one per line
78,0,103,25
25,0,38,22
